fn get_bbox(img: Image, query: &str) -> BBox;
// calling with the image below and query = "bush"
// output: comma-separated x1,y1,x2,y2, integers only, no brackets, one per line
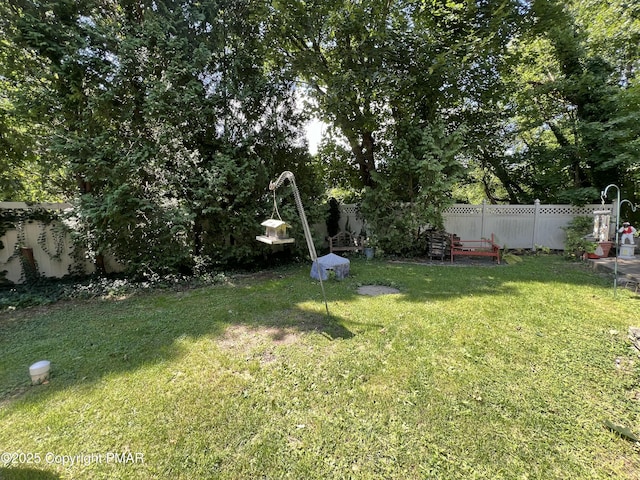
357,121,463,256
563,216,596,259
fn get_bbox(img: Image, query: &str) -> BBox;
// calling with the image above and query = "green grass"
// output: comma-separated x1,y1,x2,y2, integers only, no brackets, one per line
1,256,639,479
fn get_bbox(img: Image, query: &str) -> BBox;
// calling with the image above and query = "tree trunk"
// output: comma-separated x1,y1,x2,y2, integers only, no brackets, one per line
483,154,528,204
347,131,376,188
548,122,588,190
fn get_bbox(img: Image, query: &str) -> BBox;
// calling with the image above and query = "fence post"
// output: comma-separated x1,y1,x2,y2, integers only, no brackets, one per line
481,200,486,238
531,199,540,250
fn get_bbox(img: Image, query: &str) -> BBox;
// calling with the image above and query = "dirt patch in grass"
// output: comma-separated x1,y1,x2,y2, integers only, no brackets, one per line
218,324,300,351
0,385,32,409
357,285,401,296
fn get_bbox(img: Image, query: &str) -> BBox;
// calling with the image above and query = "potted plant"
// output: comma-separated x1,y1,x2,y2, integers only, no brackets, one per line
584,242,600,259
364,235,378,260
595,241,613,258
563,216,599,259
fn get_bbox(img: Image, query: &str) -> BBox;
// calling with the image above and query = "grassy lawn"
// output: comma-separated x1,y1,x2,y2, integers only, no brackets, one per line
1,255,639,479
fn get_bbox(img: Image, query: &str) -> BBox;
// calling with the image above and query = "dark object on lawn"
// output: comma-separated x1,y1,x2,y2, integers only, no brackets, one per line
629,327,640,352
604,420,639,442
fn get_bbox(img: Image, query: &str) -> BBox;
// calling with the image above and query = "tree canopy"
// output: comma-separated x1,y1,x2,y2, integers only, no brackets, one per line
1,0,638,267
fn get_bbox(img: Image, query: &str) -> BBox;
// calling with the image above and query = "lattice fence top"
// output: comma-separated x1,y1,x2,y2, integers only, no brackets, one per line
537,205,602,215
442,203,608,216
445,206,483,215
341,205,359,216
339,203,612,218
486,206,536,215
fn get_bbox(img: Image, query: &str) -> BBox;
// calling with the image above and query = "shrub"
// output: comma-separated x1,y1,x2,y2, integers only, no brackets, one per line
563,216,596,258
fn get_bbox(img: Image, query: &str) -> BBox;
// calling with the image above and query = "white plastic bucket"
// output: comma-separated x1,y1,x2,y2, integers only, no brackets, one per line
29,360,51,384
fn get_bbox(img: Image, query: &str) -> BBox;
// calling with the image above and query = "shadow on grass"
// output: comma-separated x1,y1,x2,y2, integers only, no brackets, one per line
0,467,61,479
302,313,355,340
335,255,611,304
231,308,355,341
0,277,357,408
0,255,610,408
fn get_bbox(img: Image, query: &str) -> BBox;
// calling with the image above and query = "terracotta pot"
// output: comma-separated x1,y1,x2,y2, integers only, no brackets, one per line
598,241,613,257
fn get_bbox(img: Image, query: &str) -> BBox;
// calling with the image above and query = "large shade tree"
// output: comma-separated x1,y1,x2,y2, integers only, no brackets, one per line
470,0,640,205
5,0,316,273
268,0,523,187
267,0,525,250
0,1,69,201
2,0,639,266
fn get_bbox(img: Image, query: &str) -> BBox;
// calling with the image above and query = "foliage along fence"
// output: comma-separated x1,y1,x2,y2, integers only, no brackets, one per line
338,200,615,251
0,202,122,285
0,200,615,284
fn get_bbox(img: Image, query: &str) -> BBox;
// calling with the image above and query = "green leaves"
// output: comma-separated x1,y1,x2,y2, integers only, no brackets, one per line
486,0,640,205
2,0,316,273
3,0,638,271
359,121,463,255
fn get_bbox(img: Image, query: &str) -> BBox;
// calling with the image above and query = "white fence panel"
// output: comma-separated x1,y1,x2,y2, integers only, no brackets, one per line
9,220,76,282
338,201,614,250
0,202,104,284
0,228,21,284
445,202,612,249
441,204,487,243
338,204,365,236
539,204,613,249
445,203,542,248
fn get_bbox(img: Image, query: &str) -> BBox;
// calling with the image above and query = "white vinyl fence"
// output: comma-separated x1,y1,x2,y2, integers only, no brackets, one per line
0,200,616,284
0,202,120,285
338,200,615,250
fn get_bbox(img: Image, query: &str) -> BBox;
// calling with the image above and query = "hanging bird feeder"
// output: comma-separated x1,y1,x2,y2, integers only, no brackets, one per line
256,191,295,245
256,219,294,245
256,171,329,315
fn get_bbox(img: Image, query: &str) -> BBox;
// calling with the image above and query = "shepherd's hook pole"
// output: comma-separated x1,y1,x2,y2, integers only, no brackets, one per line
602,184,620,297
269,171,329,316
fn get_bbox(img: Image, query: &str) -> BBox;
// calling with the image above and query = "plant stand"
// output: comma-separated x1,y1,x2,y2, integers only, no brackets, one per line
310,253,350,281
619,244,636,259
